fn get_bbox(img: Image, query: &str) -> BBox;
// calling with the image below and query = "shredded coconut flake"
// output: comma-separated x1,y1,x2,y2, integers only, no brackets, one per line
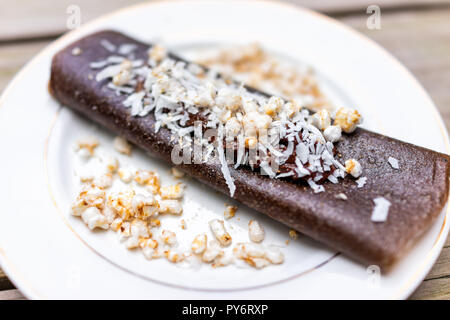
100,39,116,52
371,197,391,222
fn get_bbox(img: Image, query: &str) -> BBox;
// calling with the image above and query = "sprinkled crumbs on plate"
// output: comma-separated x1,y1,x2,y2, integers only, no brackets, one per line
71,47,82,56
289,229,298,239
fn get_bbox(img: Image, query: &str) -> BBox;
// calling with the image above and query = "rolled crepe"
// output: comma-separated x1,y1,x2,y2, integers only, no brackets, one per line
50,30,450,270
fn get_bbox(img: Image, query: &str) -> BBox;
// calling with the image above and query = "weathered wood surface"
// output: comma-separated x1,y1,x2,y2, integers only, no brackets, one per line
1,0,450,41
0,0,449,300
341,9,450,132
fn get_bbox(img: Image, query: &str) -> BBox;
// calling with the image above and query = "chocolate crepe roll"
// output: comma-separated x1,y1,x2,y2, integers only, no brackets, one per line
49,30,450,270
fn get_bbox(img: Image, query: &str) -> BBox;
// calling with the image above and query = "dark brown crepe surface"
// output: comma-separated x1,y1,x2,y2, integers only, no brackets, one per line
50,30,450,270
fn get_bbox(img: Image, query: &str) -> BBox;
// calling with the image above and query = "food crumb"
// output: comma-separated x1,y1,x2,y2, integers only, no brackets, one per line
289,229,298,240
118,167,134,183
113,136,132,155
345,159,362,178
76,136,99,156
388,156,399,169
335,193,347,200
209,219,232,247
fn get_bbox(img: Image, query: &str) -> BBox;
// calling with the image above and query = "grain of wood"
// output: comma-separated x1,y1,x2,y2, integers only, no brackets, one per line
0,41,49,92
411,277,450,299
0,289,25,300
0,2,450,300
423,247,450,280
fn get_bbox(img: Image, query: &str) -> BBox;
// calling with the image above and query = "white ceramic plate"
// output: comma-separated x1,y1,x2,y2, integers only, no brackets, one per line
0,0,449,299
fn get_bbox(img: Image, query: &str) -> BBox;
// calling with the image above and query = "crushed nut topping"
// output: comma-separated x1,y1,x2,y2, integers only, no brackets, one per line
71,47,82,56
248,220,265,243
171,167,185,178
197,43,332,112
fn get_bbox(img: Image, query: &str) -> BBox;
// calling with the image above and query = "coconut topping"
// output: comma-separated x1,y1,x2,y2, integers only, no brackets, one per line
356,176,367,188
91,43,363,196
388,156,399,169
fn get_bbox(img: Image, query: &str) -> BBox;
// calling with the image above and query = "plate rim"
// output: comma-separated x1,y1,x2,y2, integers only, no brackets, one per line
0,0,449,299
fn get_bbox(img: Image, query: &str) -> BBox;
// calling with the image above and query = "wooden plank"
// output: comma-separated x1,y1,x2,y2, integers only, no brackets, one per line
0,269,14,291
0,289,25,300
1,0,449,41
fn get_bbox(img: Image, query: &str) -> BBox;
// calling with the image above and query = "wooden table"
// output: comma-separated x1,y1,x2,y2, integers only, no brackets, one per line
1,0,449,300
